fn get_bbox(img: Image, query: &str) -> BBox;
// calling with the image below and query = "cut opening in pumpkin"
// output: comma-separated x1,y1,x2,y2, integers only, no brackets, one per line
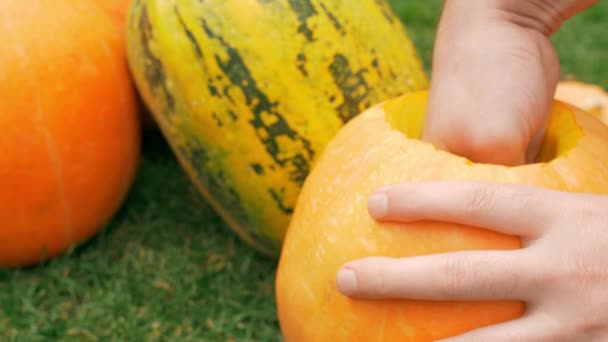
382,92,583,165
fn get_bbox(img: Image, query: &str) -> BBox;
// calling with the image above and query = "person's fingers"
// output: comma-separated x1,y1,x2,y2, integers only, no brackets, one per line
368,181,560,239
336,249,539,301
423,89,533,166
423,0,560,166
437,311,560,342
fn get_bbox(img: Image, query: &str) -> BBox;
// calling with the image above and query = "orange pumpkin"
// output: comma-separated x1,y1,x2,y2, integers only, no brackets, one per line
555,80,608,124
0,1,141,267
95,0,131,35
95,0,158,131
275,91,608,341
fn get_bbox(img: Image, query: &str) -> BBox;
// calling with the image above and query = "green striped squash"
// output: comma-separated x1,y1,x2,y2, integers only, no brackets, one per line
125,0,428,256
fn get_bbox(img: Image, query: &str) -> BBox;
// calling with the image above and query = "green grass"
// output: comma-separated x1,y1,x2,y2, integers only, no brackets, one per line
552,2,608,87
2,1,607,341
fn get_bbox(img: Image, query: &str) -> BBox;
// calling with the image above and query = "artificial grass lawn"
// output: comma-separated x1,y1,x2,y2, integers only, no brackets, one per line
2,1,607,341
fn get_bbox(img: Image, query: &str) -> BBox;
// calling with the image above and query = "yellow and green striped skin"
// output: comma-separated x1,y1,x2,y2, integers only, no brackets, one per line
126,0,428,257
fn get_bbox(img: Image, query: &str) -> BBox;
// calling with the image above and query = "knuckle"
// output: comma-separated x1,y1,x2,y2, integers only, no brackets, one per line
439,256,472,297
429,118,473,151
560,301,608,340
429,117,526,165
508,186,538,210
560,198,608,288
530,260,559,289
569,249,608,287
361,258,392,296
464,186,495,215
472,127,528,165
469,124,523,149
530,248,608,294
574,314,605,337
572,197,605,225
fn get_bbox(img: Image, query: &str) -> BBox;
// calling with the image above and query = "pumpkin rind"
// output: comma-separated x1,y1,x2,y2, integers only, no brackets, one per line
275,91,608,341
125,0,428,255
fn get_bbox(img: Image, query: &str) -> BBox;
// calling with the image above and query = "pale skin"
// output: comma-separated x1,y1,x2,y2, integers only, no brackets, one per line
336,0,607,340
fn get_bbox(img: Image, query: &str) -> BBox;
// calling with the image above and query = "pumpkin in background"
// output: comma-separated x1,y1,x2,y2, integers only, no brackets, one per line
555,80,608,124
275,91,608,341
0,1,141,267
96,0,130,35
125,0,428,256
96,0,158,131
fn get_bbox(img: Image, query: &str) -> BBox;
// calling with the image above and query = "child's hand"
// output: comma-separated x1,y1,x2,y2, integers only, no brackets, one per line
337,181,608,341
337,1,605,340
423,0,597,166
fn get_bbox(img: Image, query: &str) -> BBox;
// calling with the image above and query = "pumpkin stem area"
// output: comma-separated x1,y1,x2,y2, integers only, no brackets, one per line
383,92,583,165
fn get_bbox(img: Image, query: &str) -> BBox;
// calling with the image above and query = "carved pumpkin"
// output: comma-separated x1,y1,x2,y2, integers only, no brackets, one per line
275,91,608,341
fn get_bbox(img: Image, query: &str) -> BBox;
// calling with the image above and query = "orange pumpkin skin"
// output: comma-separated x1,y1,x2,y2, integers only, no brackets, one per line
0,1,140,267
275,91,608,341
96,0,131,35
95,0,158,131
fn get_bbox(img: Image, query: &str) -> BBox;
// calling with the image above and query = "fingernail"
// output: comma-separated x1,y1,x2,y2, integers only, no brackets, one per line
368,193,388,218
336,268,358,295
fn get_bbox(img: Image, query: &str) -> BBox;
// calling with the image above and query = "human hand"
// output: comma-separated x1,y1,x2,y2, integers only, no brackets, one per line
336,181,608,341
424,0,597,165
